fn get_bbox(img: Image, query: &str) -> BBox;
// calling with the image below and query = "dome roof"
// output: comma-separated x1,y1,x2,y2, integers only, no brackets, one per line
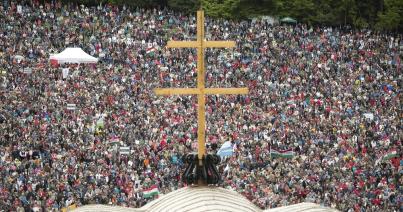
141,186,260,212
265,202,339,212
73,186,339,212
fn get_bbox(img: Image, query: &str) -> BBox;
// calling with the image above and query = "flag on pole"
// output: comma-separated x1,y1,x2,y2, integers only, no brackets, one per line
143,185,159,198
270,148,295,158
375,150,398,165
217,141,234,158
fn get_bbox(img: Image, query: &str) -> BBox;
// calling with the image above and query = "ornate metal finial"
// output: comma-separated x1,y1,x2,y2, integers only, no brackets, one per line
182,153,221,185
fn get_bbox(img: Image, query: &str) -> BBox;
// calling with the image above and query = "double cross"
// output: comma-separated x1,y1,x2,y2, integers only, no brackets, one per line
154,10,248,161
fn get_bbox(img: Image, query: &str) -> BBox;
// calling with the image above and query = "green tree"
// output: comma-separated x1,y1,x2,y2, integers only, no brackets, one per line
52,0,403,31
168,0,200,14
340,0,356,26
106,0,167,8
201,0,241,19
275,0,295,18
310,0,349,26
292,0,315,24
236,0,277,19
377,0,403,31
275,0,315,24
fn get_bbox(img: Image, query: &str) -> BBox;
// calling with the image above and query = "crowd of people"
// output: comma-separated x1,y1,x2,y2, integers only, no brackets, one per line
0,0,401,211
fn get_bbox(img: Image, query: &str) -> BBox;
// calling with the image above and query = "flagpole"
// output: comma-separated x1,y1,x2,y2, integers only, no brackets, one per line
269,146,271,158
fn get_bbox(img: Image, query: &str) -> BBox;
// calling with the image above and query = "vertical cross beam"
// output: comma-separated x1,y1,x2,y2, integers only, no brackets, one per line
154,10,248,170
196,10,206,161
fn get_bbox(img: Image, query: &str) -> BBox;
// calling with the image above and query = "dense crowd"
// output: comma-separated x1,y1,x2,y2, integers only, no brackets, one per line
0,0,402,211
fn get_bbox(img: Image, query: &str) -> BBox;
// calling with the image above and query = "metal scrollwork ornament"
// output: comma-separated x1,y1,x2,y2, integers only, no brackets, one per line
182,153,221,185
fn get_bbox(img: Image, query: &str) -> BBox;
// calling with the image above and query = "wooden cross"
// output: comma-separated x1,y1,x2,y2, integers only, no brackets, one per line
154,10,248,161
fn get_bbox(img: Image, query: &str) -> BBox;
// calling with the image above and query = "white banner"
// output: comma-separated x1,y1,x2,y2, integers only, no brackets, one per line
67,103,76,110
17,5,22,14
120,146,130,155
363,113,374,120
23,68,32,74
62,68,69,79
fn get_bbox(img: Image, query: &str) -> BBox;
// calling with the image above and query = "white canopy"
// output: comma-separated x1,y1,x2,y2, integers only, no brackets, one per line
49,48,98,64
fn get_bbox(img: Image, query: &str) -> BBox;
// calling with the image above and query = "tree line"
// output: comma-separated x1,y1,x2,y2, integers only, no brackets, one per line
63,0,402,31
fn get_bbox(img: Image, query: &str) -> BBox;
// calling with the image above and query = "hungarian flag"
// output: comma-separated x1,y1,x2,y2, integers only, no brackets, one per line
109,136,120,145
270,148,295,159
376,150,399,165
146,47,156,56
143,185,159,198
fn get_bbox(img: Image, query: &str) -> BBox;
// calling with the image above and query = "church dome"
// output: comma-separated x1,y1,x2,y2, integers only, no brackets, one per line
141,186,260,212
73,186,339,212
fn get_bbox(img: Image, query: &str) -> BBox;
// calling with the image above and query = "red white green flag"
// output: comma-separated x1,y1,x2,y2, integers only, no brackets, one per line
143,185,159,198
376,150,398,165
146,47,156,55
270,148,295,158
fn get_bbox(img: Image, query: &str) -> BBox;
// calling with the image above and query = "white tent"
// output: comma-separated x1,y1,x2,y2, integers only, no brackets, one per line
49,48,98,64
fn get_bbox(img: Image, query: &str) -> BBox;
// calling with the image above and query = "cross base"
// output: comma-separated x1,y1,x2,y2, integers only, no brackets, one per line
182,153,221,185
